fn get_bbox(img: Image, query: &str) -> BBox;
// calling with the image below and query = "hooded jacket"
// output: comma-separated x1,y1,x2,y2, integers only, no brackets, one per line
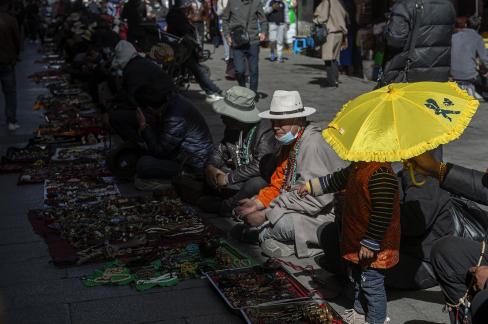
379,0,456,86
113,40,170,106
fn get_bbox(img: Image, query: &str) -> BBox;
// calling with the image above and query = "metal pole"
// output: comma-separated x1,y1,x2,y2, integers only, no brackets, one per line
476,0,479,16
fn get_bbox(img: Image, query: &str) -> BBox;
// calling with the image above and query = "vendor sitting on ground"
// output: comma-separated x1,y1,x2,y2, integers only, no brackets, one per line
111,40,171,106
109,81,213,190
233,90,346,258
201,86,278,217
410,152,488,324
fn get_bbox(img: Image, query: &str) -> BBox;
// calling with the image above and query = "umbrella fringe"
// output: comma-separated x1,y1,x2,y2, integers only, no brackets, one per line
322,83,479,162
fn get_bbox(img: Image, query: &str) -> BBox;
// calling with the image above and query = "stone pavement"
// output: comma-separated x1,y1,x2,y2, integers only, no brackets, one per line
1,42,487,324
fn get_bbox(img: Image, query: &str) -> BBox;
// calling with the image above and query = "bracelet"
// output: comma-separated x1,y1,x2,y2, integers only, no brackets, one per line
438,162,447,183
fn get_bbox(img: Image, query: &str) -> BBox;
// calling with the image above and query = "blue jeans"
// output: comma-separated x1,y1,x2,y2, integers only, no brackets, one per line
187,57,221,95
233,42,260,93
0,64,17,124
351,264,387,324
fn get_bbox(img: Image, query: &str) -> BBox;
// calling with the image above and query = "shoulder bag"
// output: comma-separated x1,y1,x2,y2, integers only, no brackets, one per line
229,0,254,48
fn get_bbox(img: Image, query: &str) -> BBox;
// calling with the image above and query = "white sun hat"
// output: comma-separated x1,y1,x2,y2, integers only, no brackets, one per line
258,90,316,119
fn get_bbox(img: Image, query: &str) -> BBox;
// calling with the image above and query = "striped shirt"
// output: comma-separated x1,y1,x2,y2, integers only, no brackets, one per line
307,166,398,251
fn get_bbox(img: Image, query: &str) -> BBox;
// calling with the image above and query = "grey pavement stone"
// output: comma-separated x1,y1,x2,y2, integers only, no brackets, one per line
139,319,187,324
0,257,65,287
68,287,234,324
5,303,71,324
184,313,242,324
0,241,49,263
0,227,41,245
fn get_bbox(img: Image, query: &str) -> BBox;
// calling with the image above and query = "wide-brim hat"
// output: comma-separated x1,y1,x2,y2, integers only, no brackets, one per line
213,86,261,123
258,90,316,119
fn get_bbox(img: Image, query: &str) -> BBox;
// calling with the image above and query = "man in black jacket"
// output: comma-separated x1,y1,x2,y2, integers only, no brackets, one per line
109,81,214,190
378,0,456,86
411,153,488,324
202,86,278,216
0,0,20,131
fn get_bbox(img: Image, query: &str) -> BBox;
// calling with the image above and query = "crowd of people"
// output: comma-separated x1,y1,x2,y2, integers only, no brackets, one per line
1,0,488,323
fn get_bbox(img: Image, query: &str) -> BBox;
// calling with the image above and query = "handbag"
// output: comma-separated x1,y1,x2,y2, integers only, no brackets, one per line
229,0,254,48
450,196,488,242
377,0,423,87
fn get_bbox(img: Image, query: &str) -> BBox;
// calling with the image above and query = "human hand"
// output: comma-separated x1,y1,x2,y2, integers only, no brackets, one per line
341,37,348,50
216,172,228,187
469,265,488,291
272,3,280,10
409,152,441,177
235,198,261,217
243,210,266,227
359,245,376,265
259,33,266,42
227,36,232,46
204,165,219,188
136,107,147,131
293,183,309,197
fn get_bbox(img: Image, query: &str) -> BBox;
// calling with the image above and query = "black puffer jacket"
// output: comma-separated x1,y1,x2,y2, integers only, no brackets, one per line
207,119,278,184
140,94,213,172
379,0,456,86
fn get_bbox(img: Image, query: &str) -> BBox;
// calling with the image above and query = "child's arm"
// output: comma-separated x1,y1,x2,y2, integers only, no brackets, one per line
304,166,351,196
360,167,399,251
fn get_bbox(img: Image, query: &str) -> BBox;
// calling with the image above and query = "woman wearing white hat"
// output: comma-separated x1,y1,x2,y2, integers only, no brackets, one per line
233,90,346,258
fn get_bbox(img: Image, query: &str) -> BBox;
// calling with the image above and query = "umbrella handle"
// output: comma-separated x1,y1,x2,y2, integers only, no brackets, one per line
408,162,426,187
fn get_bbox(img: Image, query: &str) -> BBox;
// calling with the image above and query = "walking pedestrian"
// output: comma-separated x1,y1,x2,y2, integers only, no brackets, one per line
265,0,288,62
189,0,209,49
222,0,268,95
0,0,21,131
285,0,296,50
313,0,348,87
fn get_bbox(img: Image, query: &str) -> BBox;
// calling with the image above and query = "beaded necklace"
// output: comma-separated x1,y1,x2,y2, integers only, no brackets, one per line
236,126,257,167
281,127,305,192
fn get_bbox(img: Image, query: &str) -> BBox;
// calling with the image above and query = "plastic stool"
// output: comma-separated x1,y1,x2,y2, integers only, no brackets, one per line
293,37,308,54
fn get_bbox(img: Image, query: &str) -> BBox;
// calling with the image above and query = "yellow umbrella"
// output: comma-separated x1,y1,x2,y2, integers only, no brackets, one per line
323,81,479,163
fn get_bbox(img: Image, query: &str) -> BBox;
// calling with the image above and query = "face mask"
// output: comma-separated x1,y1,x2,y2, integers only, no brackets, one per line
276,127,298,145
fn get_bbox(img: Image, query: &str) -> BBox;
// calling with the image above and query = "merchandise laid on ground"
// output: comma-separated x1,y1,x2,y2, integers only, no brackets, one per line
4,41,345,324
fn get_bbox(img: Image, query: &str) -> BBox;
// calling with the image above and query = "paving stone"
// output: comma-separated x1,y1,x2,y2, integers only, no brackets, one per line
5,303,71,324
0,257,65,287
69,287,233,324
0,227,41,245
184,313,242,324
0,241,49,263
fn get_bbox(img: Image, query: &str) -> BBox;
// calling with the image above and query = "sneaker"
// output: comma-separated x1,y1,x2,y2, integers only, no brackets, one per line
269,54,277,62
134,176,173,191
260,239,295,258
278,57,284,63
342,309,366,324
7,123,20,131
205,93,224,102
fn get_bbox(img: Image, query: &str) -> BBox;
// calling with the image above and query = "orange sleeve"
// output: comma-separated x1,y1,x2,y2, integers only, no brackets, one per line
256,160,287,208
